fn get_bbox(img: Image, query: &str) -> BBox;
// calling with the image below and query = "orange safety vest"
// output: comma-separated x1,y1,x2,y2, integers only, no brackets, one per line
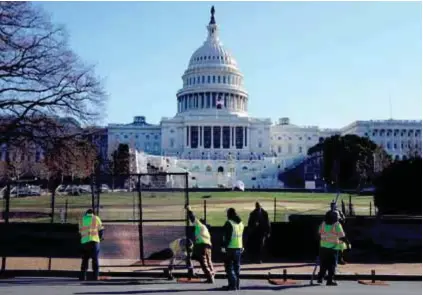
79,214,102,244
319,222,342,248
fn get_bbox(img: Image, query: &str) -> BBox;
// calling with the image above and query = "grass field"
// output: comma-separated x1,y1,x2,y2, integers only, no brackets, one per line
4,191,374,226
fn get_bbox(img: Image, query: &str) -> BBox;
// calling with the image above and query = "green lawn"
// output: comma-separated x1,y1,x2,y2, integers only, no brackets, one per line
5,191,374,226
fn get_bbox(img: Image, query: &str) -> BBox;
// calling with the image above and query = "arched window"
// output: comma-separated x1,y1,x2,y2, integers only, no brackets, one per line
217,166,224,173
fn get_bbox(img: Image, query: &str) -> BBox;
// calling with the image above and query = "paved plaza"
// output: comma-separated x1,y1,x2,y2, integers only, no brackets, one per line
0,278,421,295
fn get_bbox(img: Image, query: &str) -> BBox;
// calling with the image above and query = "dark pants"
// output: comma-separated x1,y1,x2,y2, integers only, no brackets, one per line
318,247,338,283
194,244,214,279
248,231,266,262
80,241,100,280
224,248,242,289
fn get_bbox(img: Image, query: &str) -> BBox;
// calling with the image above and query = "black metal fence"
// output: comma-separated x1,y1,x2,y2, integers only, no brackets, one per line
0,173,190,267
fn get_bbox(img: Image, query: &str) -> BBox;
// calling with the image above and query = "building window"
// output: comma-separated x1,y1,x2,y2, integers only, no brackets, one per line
288,143,292,154
236,127,244,149
202,76,205,83
212,76,216,83
191,126,199,148
197,76,200,83
387,142,391,149
278,146,281,153
258,141,262,148
223,76,226,84
213,126,221,148
169,139,174,148
217,76,221,83
154,135,159,140
207,76,211,83
222,126,230,149
278,136,281,140
204,126,211,149
299,146,303,153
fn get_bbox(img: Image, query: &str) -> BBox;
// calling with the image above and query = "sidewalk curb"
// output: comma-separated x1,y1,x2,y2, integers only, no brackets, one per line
1,270,421,282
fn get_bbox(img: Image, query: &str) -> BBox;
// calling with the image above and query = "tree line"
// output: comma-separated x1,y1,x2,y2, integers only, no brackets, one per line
307,134,421,215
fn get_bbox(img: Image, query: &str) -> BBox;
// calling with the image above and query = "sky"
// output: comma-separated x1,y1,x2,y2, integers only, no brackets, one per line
38,1,422,129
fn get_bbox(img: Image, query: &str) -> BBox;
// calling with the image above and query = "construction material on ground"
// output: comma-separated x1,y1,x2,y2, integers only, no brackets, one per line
268,269,297,286
357,270,389,286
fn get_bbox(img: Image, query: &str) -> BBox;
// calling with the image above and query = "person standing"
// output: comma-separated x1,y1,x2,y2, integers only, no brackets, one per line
222,208,244,291
79,209,104,281
185,205,215,283
327,201,347,264
247,202,270,263
317,211,350,286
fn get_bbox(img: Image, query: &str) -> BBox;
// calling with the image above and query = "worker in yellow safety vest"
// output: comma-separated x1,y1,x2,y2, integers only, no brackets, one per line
165,237,194,280
317,211,351,286
185,205,215,283
221,207,244,291
79,209,104,281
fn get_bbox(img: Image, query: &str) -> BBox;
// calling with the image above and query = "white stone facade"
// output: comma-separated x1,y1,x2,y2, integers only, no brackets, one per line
106,7,422,188
340,120,422,160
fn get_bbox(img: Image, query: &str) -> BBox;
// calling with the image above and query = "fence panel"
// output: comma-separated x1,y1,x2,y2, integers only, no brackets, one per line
53,178,93,224
6,179,51,223
140,172,188,264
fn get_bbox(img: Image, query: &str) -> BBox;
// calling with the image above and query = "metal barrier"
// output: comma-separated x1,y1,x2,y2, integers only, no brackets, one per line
0,173,190,269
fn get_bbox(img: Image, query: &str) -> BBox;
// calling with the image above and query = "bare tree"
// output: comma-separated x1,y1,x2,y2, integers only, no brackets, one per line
0,2,106,151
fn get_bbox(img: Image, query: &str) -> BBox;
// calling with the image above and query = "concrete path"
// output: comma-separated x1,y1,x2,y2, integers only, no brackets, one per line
4,258,421,276
0,278,421,295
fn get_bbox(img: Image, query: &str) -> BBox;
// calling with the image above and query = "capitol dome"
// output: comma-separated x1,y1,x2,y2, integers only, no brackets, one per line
176,6,248,116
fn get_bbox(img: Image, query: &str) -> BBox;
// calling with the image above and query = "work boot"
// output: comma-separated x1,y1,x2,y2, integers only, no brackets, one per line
222,285,236,291
326,281,338,286
236,278,240,290
187,269,198,279
78,272,87,281
317,277,323,284
205,276,215,284
164,269,173,280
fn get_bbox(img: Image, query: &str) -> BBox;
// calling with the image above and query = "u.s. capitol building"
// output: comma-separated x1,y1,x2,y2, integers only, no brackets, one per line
107,7,421,188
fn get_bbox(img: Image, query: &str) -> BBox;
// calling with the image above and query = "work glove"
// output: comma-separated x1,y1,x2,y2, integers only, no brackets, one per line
347,243,352,250
185,205,191,211
240,248,244,254
221,247,226,254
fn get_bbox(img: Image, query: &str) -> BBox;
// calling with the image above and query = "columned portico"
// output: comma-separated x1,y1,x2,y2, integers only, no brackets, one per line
187,124,249,150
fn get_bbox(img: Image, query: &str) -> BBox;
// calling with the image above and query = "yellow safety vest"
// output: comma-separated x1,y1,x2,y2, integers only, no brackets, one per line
194,219,212,246
79,214,103,244
228,220,244,249
170,238,192,256
319,222,343,249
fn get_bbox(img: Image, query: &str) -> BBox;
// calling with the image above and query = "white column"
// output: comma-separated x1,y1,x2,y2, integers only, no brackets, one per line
201,126,204,148
229,126,232,149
